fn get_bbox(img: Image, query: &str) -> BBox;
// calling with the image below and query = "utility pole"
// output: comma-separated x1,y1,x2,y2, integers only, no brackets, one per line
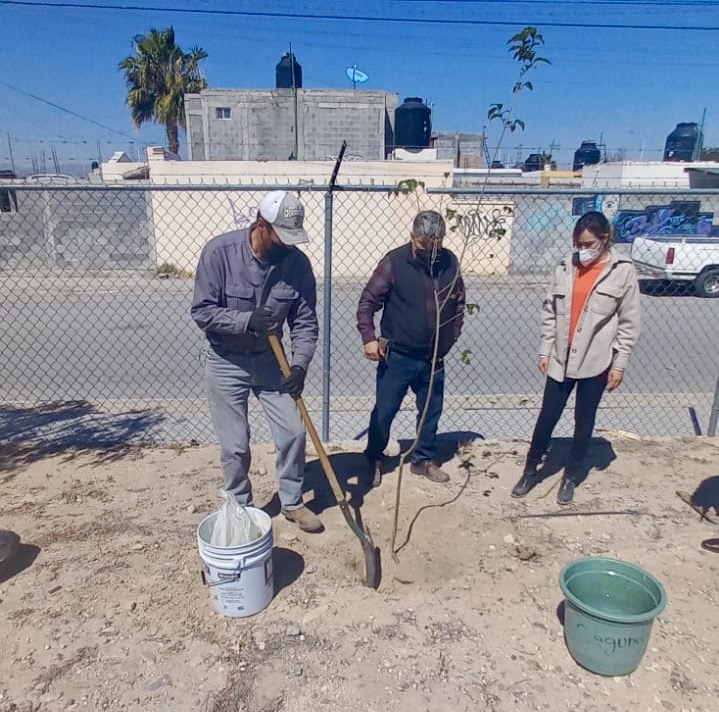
290,43,299,161
695,107,707,161
51,145,60,174
6,132,16,174
482,124,491,167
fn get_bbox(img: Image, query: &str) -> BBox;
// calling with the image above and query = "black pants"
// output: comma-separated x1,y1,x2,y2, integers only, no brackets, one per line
527,369,609,476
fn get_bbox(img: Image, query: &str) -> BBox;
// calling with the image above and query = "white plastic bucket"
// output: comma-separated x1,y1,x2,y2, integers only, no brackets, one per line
197,507,273,618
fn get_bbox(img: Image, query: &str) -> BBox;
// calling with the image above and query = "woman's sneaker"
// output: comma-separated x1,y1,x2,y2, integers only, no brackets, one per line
511,460,540,498
557,477,576,506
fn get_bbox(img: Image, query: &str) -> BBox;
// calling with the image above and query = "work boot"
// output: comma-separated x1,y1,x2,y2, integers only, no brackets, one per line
511,459,540,499
367,459,382,488
557,477,576,506
410,461,450,483
282,506,324,532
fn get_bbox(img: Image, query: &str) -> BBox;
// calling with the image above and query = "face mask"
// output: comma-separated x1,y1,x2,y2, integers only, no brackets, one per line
578,247,601,266
266,242,290,263
414,246,439,268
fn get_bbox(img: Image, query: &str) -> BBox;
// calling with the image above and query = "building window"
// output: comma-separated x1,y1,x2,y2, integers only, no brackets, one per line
215,107,231,120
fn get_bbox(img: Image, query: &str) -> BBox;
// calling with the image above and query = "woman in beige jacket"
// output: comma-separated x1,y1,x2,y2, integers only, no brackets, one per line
511,211,641,505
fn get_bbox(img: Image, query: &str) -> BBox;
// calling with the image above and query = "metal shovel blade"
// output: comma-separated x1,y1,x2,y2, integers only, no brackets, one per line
268,335,381,588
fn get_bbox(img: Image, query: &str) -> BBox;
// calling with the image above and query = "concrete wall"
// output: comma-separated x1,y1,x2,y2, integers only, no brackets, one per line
185,89,398,162
0,188,154,269
147,187,514,280
433,132,485,168
144,154,516,279
6,150,718,277
147,152,453,186
508,189,719,273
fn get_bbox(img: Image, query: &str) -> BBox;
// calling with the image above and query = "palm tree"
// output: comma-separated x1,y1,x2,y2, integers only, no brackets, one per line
119,27,207,156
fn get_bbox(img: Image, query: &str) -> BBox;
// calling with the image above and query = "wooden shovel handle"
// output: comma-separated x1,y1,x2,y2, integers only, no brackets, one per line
267,334,346,504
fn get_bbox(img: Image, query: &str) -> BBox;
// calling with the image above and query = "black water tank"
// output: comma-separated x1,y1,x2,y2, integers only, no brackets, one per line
664,122,700,162
573,140,601,171
394,97,432,149
276,52,302,89
523,153,544,172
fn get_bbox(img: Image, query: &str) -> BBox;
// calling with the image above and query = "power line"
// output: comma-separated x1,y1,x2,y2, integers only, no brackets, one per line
0,79,147,144
4,1,719,31
384,0,719,5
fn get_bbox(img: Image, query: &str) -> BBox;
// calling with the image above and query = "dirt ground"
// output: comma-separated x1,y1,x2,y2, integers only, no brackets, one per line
1,432,719,712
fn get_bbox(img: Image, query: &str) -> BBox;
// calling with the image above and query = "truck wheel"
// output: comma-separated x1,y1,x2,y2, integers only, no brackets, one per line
694,268,719,298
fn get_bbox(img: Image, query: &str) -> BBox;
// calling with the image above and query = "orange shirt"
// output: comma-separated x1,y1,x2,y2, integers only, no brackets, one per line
569,260,606,344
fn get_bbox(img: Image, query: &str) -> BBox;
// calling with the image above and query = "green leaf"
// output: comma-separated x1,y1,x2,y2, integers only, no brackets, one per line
460,349,473,365
391,178,424,196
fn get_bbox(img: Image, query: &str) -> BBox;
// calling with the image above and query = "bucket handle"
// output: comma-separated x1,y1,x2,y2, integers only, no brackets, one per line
200,547,269,587
201,569,242,587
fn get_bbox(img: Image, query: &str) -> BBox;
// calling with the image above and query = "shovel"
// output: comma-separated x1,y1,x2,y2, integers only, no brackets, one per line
268,334,381,589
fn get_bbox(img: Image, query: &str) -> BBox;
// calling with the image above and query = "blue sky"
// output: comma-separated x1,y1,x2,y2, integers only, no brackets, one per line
2,0,719,174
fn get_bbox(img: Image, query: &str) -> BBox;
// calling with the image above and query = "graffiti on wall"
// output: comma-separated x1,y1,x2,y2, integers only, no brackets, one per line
572,195,717,243
612,201,714,242
459,206,511,242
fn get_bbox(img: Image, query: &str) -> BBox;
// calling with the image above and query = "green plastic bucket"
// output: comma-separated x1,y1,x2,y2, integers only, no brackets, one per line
559,557,667,676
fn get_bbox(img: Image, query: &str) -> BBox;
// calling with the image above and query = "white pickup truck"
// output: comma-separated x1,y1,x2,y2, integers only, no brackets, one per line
630,235,719,298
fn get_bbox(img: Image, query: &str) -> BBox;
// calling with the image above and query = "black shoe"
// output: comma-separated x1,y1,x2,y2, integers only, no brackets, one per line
511,459,540,498
511,473,539,498
557,478,576,506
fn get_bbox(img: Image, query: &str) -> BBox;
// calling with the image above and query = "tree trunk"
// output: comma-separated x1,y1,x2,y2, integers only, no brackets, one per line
166,121,179,156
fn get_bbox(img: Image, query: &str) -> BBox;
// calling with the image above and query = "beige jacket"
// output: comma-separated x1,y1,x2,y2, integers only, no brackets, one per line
539,250,641,382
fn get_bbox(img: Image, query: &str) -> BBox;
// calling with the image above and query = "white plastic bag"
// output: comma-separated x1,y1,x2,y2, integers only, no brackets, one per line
210,492,262,547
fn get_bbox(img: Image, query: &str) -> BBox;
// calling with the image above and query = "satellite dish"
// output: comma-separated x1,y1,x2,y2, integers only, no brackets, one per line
346,65,369,89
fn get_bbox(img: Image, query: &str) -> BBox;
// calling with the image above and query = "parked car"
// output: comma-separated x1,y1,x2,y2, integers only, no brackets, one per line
630,235,719,298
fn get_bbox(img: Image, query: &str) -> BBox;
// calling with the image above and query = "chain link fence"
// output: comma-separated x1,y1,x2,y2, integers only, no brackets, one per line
1,183,718,449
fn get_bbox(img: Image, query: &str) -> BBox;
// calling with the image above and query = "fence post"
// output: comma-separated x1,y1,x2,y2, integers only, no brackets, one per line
41,189,57,266
320,142,347,442
321,190,333,442
708,367,719,437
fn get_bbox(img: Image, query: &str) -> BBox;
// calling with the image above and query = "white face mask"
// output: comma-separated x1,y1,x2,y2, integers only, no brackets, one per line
578,247,601,266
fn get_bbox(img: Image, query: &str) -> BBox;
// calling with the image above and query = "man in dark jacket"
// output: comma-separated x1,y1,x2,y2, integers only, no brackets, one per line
191,190,322,532
356,210,465,487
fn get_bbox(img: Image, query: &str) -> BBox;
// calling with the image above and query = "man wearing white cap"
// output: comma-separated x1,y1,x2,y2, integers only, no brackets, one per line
191,190,322,532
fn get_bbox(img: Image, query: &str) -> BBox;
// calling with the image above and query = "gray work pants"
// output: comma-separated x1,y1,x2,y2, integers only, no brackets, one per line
205,345,306,510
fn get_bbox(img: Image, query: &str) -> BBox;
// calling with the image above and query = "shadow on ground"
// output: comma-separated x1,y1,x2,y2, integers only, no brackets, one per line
0,530,40,585
272,547,305,596
535,436,617,486
691,476,719,517
301,430,484,514
0,401,169,479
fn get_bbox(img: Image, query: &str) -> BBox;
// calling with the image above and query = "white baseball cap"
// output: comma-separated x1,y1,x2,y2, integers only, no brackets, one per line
257,190,309,245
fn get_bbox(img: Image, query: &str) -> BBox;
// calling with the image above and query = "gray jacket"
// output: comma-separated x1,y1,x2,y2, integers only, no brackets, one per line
190,229,318,371
539,250,641,381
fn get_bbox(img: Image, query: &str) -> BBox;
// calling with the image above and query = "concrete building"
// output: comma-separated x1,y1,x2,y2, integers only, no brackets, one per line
432,132,485,168
184,89,398,162
580,161,719,189
90,151,148,183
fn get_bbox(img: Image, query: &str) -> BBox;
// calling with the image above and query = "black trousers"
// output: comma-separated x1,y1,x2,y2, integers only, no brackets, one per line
527,369,609,475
